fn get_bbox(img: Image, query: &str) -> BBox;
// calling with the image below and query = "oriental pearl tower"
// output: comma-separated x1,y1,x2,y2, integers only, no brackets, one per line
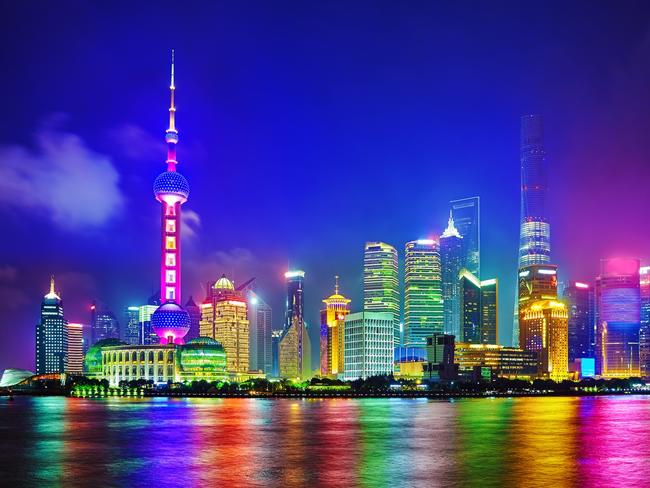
150,51,191,344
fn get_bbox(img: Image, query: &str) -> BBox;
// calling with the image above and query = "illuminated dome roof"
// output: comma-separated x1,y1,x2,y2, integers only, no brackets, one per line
151,302,191,344
0,368,35,387
213,274,235,290
153,171,189,201
178,337,227,374
84,338,126,375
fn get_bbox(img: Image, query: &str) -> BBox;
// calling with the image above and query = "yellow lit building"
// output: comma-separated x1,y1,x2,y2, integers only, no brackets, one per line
520,300,569,381
320,276,351,377
454,342,538,379
200,275,250,374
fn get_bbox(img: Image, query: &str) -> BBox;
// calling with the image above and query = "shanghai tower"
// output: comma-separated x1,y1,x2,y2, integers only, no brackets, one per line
513,114,551,346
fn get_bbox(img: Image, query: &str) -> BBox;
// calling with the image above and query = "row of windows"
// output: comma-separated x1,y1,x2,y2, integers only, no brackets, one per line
103,350,174,364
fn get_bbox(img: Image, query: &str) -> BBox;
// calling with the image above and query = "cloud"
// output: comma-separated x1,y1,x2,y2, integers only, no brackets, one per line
181,209,201,241
109,124,163,161
0,265,18,282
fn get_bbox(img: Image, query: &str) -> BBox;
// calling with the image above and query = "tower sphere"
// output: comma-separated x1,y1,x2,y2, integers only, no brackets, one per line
153,170,190,204
151,301,191,344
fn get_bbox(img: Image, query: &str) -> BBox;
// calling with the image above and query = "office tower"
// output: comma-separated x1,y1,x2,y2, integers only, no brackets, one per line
640,267,650,377
36,276,68,374
518,264,559,310
248,290,273,373
65,323,84,374
404,239,443,347
450,197,480,277
124,306,140,345
150,51,191,344
424,333,457,380
139,304,159,345
200,275,250,373
364,242,400,345
514,115,551,347
562,281,595,362
320,276,351,377
90,302,120,344
440,212,463,338
342,312,394,380
279,270,306,379
184,297,201,341
595,258,641,378
459,270,481,343
480,278,498,344
271,330,282,378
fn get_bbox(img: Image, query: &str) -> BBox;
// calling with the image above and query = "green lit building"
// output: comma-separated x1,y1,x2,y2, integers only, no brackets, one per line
404,239,443,347
363,242,400,345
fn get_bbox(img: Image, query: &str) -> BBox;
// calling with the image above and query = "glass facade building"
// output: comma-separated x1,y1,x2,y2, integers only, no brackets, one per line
562,281,595,362
248,290,273,374
640,266,650,377
363,242,400,345
459,270,499,345
91,302,120,345
36,277,68,374
440,213,464,338
279,270,307,379
404,239,442,347
124,306,140,345
450,197,480,278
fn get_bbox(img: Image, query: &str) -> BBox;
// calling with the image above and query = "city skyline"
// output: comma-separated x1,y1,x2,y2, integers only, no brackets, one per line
3,3,650,374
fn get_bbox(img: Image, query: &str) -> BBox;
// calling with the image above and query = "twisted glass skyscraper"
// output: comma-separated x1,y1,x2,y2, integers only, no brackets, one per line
514,114,551,346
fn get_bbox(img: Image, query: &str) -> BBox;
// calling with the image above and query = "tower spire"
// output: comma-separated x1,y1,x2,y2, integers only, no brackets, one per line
165,49,178,171
50,275,55,295
334,275,340,295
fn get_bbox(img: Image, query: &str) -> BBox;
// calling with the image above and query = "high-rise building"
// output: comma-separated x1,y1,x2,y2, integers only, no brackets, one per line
248,290,273,374
320,276,351,377
514,114,551,347
518,264,559,311
562,281,595,362
440,212,463,338
480,278,498,344
200,275,250,373
459,270,498,344
65,323,84,374
364,242,400,345
279,270,307,379
640,266,650,378
124,306,140,345
271,330,282,378
36,276,68,374
450,197,480,278
90,302,120,345
150,51,191,345
404,239,443,347
595,258,641,378
139,303,160,345
342,312,394,380
184,297,201,341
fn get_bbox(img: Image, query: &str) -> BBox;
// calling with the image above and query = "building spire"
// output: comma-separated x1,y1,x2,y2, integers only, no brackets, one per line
334,275,340,295
441,210,462,239
165,49,178,171
50,275,55,295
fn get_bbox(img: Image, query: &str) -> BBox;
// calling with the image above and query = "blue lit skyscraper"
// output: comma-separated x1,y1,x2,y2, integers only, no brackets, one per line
35,276,68,374
440,212,463,338
450,197,480,278
562,281,595,362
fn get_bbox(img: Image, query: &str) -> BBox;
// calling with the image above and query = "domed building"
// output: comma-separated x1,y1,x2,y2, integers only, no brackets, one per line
84,339,126,377
176,337,228,382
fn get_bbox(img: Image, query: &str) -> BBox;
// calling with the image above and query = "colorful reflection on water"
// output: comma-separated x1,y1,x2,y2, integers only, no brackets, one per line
2,396,650,486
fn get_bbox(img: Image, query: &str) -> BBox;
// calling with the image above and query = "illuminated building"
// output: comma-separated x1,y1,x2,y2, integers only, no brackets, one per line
404,239,443,347
595,258,641,378
84,338,125,377
514,115,551,347
185,297,201,341
450,196,480,277
454,343,538,379
363,242,400,346
480,278,498,344
248,290,273,373
640,266,650,377
65,323,84,374
271,330,282,378
440,212,463,338
199,275,250,373
459,270,498,344
36,276,68,374
562,281,595,362
393,347,428,379
176,337,227,382
424,333,457,380
518,264,559,312
279,270,310,379
520,300,568,380
320,276,351,377
124,306,140,345
90,302,120,344
139,303,160,345
342,312,394,380
0,369,35,388
150,51,191,345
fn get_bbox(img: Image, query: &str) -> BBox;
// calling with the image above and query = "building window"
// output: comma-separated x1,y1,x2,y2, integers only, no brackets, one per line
158,351,164,362
165,219,176,233
166,270,176,284
165,253,176,267
166,236,176,250
165,205,176,217
166,287,175,301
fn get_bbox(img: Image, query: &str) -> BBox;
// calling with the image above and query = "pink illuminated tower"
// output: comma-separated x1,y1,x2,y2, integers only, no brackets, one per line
150,51,191,344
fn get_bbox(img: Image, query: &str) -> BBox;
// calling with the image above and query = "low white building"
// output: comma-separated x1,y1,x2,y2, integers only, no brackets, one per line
342,312,394,380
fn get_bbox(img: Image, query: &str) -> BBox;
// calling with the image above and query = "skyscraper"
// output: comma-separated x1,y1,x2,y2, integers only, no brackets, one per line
124,306,140,345
150,51,191,345
65,323,84,374
363,242,400,345
562,281,595,362
520,300,568,381
247,290,273,374
595,258,641,378
440,212,463,338
35,276,68,374
320,276,351,377
640,266,650,377
342,312,394,380
200,275,250,373
404,239,443,347
480,278,498,344
184,297,201,341
459,270,498,344
90,302,120,345
279,270,306,379
515,114,551,346
450,197,480,277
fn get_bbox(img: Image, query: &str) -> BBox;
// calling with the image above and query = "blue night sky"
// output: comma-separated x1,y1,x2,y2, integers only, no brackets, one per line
2,1,650,372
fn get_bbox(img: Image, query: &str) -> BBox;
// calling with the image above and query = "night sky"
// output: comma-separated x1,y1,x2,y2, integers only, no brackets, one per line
2,1,650,373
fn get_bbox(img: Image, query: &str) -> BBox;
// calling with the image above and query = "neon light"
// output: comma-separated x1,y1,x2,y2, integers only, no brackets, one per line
481,278,497,286
538,269,557,275
575,282,589,289
227,300,246,307
519,270,530,277
285,270,305,279
127,306,139,311
416,239,435,245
